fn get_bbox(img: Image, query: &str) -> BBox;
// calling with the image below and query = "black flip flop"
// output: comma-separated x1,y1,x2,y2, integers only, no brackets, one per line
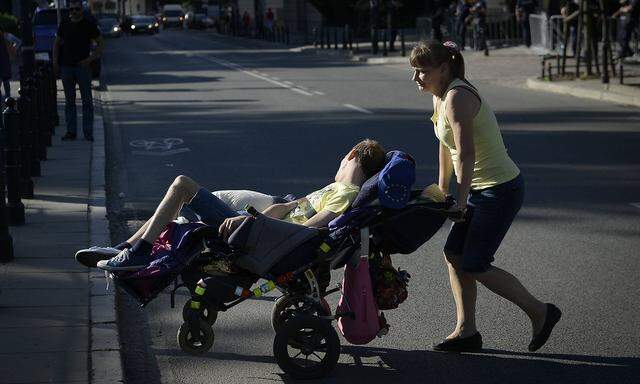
529,303,562,352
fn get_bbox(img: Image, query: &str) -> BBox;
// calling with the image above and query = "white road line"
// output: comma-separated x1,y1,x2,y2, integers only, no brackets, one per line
344,104,374,114
199,56,314,96
297,85,308,90
271,77,280,80
631,203,640,209
313,91,325,96
283,81,293,85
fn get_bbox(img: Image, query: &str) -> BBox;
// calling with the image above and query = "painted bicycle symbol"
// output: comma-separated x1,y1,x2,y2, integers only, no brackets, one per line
129,138,190,156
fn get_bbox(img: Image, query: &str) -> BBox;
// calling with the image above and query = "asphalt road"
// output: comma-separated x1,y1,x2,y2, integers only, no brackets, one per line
100,30,640,384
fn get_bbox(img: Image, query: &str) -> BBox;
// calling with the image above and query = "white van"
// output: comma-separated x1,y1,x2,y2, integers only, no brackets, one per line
162,4,184,28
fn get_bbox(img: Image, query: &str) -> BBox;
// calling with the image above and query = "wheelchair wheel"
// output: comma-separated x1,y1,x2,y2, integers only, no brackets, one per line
182,300,218,325
273,315,340,380
271,295,331,332
177,320,214,355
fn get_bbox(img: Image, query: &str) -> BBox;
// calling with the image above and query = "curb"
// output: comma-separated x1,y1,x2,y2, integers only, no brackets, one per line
89,88,124,383
526,77,640,108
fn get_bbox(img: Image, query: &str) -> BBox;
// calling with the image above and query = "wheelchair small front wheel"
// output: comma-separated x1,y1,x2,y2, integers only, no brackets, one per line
273,315,340,380
183,300,218,325
177,320,214,355
271,295,331,332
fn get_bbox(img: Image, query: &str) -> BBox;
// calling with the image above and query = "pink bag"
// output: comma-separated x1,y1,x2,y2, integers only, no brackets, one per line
337,255,381,345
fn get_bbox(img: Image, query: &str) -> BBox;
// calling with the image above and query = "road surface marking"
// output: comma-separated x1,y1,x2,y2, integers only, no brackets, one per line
202,56,314,96
631,203,640,209
271,77,280,80
313,91,325,95
283,81,293,85
344,104,373,114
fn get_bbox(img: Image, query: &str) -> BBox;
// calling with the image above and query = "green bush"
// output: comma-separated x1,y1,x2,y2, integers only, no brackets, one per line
0,13,19,37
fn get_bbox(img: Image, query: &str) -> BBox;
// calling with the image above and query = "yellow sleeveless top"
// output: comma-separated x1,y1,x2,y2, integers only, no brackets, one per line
431,78,520,190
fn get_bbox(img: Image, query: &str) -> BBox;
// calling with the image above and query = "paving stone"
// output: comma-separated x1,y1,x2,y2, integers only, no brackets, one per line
0,352,87,383
0,306,89,328
0,287,88,307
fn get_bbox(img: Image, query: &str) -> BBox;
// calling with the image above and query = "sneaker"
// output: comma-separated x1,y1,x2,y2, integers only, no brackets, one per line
96,248,150,271
61,132,77,141
75,246,120,268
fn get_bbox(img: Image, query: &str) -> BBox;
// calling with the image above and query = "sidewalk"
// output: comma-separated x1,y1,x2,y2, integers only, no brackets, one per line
294,41,640,108
0,81,122,383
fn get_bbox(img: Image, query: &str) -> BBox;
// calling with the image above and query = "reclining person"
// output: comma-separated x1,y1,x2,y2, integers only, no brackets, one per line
93,139,386,271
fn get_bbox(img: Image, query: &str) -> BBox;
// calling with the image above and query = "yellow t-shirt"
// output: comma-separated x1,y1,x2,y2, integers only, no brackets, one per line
285,182,360,225
431,78,520,190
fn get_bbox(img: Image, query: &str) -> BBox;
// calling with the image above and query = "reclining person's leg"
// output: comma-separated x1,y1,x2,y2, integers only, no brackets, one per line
97,175,201,271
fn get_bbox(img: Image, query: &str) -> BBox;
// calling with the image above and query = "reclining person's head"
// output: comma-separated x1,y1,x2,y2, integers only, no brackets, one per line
335,139,386,186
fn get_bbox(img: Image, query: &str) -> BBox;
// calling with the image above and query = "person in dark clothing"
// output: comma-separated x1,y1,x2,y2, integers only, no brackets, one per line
456,0,473,49
52,0,103,142
614,0,640,57
560,0,579,55
470,0,488,52
517,0,538,47
0,28,14,102
431,0,452,41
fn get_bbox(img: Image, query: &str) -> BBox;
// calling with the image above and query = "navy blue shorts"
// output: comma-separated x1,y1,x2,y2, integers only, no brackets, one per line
444,173,524,273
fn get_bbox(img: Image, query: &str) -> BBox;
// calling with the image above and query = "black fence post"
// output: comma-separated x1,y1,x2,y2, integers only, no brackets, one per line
35,72,47,160
320,26,325,49
3,98,25,226
27,79,41,177
0,117,13,262
401,28,406,57
382,29,388,56
343,25,348,49
285,25,290,45
334,27,338,50
348,25,353,50
17,89,33,199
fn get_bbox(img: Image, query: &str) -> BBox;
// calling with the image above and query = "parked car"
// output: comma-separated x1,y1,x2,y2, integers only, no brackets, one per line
129,15,158,35
98,16,121,37
33,7,101,79
188,13,214,29
33,8,68,58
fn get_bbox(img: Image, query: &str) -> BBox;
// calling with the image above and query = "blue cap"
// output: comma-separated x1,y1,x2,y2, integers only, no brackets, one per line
377,151,416,209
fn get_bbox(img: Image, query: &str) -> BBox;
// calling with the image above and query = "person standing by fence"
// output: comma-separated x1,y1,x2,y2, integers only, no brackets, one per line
613,0,640,57
0,27,16,102
52,0,103,142
455,0,473,49
516,0,538,47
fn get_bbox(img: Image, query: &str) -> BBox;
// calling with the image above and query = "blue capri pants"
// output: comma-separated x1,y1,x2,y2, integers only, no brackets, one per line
444,173,524,273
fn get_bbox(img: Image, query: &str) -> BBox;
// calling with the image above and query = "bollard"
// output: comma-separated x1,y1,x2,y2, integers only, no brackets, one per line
320,26,325,49
50,64,59,129
26,79,41,177
38,69,53,148
334,27,338,50
343,25,348,50
372,28,379,55
547,62,553,81
34,72,47,160
2,98,25,226
313,27,318,47
348,25,353,50
17,90,34,199
0,116,14,262
382,29,388,57
619,62,624,84
401,29,406,57
42,65,56,138
285,26,290,45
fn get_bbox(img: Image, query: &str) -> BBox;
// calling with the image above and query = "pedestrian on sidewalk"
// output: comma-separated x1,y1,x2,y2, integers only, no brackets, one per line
52,0,103,142
469,0,488,52
613,0,640,58
409,40,561,353
455,0,473,50
516,0,538,47
0,27,16,102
